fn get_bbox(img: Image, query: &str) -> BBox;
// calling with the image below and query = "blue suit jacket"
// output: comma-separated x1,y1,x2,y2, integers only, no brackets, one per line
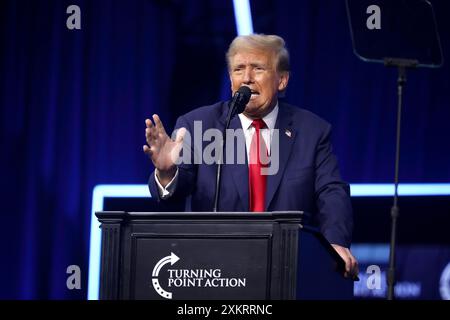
148,101,353,247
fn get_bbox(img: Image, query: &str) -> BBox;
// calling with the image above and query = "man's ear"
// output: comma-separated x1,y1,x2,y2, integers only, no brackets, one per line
278,72,290,91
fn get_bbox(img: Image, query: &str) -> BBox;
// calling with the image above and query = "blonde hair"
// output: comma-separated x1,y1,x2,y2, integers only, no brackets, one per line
226,34,290,74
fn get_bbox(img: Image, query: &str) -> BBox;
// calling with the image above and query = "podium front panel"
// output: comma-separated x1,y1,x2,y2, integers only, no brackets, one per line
131,235,271,299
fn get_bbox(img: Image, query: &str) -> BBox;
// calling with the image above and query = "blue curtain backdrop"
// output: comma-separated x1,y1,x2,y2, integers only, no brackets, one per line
0,0,449,299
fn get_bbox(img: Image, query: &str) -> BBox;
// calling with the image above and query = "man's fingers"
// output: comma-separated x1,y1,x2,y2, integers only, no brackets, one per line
145,118,154,128
146,127,154,137
351,258,359,277
145,119,157,145
343,256,352,274
346,256,352,273
152,114,167,134
146,124,160,144
345,255,359,276
345,254,359,279
143,144,152,155
168,127,187,165
145,127,154,144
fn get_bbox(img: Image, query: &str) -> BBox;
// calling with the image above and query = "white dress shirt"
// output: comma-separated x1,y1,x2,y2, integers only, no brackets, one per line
155,104,279,199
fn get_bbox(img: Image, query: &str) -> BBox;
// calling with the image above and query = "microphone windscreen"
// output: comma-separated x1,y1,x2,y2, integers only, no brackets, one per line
235,86,251,114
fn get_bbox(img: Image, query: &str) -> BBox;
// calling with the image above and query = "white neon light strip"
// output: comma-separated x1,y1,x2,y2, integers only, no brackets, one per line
350,183,450,197
351,243,390,263
87,183,450,299
87,184,150,300
233,0,254,35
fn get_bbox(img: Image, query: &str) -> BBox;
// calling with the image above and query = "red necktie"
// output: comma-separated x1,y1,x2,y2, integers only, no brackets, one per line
249,119,268,212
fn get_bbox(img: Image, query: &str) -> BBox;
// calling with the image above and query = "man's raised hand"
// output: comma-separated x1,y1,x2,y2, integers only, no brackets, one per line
143,114,186,186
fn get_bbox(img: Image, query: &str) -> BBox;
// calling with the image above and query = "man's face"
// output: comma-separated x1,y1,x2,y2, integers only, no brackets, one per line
229,49,289,119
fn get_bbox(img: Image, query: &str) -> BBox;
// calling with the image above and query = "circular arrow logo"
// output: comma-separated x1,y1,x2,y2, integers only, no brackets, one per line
152,252,180,299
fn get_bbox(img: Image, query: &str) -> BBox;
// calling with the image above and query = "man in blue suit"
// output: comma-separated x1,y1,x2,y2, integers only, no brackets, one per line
143,34,358,278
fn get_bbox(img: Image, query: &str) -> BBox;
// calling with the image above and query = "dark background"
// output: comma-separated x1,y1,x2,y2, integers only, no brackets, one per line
1,0,449,299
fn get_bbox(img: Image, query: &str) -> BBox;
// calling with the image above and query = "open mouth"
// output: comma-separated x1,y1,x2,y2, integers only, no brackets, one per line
250,90,260,97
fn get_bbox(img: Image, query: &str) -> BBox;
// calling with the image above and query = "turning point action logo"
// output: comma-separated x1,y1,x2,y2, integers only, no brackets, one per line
151,252,247,299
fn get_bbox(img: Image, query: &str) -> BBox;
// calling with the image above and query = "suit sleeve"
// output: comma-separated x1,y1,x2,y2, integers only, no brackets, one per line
314,123,353,247
148,115,197,210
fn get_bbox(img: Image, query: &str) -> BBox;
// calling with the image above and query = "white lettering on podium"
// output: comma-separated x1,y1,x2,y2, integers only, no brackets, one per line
166,268,246,288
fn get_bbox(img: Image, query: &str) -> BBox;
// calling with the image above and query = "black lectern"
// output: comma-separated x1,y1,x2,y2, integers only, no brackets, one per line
96,211,353,300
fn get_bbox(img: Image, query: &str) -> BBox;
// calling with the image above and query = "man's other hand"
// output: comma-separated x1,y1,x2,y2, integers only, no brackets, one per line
331,244,359,279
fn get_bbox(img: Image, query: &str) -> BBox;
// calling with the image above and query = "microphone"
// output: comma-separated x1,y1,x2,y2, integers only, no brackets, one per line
213,86,251,212
227,86,251,121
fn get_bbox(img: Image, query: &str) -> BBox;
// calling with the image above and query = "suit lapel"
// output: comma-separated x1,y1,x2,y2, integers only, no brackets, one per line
265,104,296,210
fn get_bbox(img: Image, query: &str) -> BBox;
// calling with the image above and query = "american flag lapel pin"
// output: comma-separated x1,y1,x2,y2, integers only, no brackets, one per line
285,129,292,138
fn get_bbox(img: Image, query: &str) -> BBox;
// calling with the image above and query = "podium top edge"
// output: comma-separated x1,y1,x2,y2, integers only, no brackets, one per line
95,211,307,221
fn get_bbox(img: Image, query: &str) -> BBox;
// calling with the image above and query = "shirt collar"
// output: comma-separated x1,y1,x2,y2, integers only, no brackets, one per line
238,103,279,131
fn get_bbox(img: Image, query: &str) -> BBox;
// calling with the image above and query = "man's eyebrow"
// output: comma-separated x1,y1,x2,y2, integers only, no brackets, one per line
232,62,268,68
251,62,267,68
232,63,246,68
